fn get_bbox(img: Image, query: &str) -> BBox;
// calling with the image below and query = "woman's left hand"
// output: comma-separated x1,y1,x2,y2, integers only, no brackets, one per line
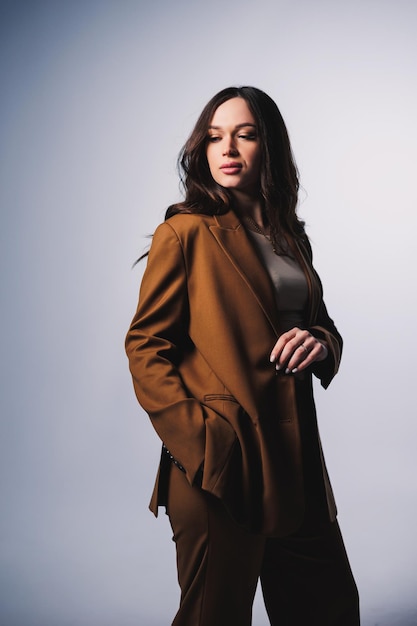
269,327,328,374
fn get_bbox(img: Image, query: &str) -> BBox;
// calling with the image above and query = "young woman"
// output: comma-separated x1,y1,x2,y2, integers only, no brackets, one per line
125,86,360,625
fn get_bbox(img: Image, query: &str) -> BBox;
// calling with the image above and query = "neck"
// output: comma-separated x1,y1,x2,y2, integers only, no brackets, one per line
231,191,265,227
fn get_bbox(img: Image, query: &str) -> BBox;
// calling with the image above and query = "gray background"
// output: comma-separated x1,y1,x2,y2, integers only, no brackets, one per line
1,0,416,624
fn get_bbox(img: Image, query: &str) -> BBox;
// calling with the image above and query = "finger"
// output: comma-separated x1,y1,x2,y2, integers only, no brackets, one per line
289,341,328,373
284,342,314,373
277,331,310,367
269,328,300,363
273,329,311,369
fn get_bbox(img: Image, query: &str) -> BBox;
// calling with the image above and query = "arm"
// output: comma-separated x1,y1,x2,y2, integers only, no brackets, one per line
309,296,343,389
269,238,342,389
125,222,206,485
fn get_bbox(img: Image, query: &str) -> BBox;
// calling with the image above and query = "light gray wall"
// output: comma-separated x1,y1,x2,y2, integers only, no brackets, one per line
1,1,416,624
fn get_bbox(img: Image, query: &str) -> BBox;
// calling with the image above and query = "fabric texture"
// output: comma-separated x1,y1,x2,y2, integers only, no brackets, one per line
126,209,342,537
167,463,359,626
125,208,359,624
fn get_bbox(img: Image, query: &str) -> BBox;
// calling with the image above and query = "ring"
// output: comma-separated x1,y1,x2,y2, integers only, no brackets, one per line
299,344,308,353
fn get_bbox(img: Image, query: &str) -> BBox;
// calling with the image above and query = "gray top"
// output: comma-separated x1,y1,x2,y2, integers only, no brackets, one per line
247,230,308,332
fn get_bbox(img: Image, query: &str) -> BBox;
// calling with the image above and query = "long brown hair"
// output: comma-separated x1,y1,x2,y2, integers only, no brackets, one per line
166,86,304,241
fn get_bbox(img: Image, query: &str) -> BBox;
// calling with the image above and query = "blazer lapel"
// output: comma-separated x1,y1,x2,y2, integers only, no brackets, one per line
210,211,280,337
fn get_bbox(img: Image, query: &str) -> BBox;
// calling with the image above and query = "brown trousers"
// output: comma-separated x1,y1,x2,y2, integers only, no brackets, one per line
166,463,360,626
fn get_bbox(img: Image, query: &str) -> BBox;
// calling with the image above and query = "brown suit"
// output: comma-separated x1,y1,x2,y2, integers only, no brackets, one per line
125,209,342,537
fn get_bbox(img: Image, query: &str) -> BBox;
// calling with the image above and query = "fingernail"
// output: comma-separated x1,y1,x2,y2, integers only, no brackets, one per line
292,368,298,374
285,368,291,374
275,363,281,371
270,354,276,363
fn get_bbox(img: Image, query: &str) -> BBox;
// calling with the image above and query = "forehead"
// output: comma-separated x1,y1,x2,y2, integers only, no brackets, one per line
210,97,256,127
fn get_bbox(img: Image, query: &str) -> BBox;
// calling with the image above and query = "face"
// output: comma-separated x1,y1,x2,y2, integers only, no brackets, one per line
206,97,261,198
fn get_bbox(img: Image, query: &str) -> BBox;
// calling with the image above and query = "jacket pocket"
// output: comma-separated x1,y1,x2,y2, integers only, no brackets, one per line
204,393,238,403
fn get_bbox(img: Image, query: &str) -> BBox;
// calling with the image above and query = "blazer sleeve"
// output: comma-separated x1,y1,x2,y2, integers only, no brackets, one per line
301,237,343,390
310,296,343,390
125,222,207,485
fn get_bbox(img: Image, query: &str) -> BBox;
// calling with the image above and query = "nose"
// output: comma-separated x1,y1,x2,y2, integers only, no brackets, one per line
222,136,239,156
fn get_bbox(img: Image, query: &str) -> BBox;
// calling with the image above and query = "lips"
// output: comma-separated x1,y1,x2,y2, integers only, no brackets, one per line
220,162,242,175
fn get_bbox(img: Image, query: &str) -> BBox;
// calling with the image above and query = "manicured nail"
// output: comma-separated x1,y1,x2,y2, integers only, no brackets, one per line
270,354,276,363
275,363,281,371
292,368,298,374
285,368,291,374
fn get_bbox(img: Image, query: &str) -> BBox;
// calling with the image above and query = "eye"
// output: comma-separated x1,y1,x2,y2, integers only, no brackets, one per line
207,135,221,143
238,133,257,141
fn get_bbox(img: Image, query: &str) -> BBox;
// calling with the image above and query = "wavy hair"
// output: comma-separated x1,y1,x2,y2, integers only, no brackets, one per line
166,86,304,241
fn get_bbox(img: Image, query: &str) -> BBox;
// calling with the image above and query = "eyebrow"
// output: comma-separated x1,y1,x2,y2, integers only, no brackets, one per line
208,123,257,130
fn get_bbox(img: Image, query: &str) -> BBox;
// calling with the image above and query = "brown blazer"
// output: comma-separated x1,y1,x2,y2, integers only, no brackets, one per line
125,209,342,536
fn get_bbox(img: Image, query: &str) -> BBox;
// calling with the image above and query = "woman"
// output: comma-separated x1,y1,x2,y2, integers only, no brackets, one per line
125,86,360,625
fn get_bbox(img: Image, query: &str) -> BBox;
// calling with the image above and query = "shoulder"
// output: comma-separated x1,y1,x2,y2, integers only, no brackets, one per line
148,214,217,262
167,212,214,231
155,212,215,242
